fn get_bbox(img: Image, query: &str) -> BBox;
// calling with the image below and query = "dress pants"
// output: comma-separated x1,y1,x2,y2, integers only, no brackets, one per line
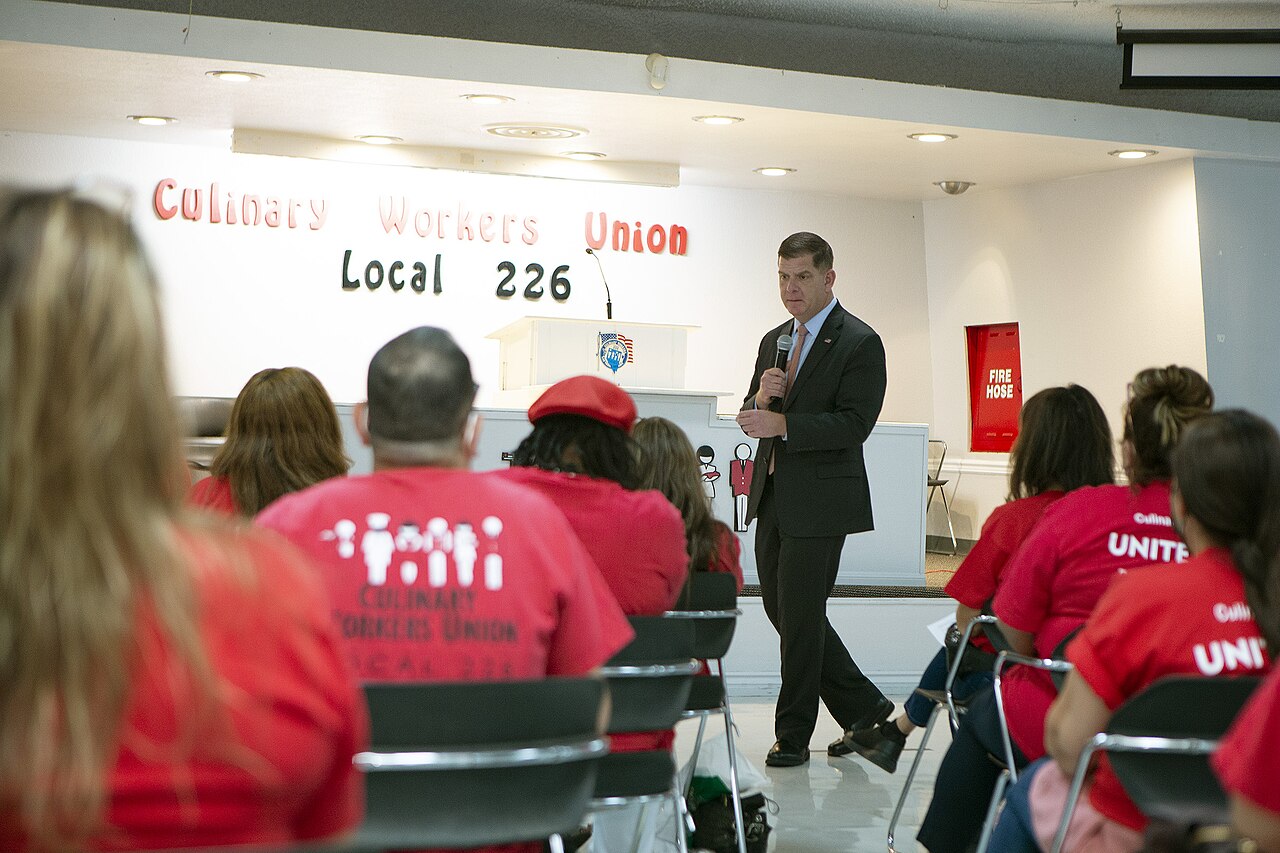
755,479,886,746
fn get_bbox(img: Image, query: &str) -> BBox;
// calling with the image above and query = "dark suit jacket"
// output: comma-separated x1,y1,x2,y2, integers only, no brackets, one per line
741,301,887,537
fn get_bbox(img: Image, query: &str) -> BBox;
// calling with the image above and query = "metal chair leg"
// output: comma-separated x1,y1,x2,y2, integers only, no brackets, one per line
721,695,749,853
672,771,690,853
939,487,959,555
887,701,945,853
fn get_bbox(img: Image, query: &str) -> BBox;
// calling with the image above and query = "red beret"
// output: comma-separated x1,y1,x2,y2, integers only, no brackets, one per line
528,375,637,433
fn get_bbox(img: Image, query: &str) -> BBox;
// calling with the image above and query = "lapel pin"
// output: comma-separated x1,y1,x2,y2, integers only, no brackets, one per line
823,338,832,343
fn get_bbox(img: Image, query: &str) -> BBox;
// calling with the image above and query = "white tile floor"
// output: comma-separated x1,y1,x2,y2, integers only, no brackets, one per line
673,697,952,852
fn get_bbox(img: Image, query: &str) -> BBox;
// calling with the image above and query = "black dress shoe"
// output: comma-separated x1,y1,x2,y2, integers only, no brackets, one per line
765,740,810,767
827,695,894,756
841,720,907,774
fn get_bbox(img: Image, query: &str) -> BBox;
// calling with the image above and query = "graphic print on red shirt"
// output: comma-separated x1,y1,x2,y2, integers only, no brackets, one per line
257,467,633,684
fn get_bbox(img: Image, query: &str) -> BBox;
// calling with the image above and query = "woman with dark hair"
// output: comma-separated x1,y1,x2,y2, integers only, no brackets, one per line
0,189,364,850
496,377,689,853
188,366,350,516
835,384,1114,773
497,375,688,615
918,365,1215,853
633,416,743,593
988,409,1276,852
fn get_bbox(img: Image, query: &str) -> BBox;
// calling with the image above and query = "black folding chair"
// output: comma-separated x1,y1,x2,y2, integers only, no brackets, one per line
665,572,749,853
355,677,608,850
1048,675,1263,853
592,615,700,853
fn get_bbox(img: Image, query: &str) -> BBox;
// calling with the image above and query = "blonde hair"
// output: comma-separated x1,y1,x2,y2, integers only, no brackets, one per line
211,366,350,515
633,417,719,578
0,189,211,847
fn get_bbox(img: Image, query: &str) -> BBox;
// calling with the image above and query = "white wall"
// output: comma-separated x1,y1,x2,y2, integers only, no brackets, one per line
1194,158,1280,428
0,130,930,423
921,159,1207,537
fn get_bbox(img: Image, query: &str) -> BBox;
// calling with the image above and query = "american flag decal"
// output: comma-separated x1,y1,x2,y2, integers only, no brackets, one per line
600,332,636,364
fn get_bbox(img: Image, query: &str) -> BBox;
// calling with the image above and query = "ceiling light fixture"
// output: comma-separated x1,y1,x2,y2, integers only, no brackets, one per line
693,115,745,126
563,151,606,160
461,94,514,104
206,70,263,82
1109,149,1158,160
487,124,584,140
909,132,957,143
754,167,795,177
934,180,975,195
356,135,403,145
128,115,177,126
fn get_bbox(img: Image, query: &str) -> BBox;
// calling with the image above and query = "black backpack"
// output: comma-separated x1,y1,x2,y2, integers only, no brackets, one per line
688,791,772,853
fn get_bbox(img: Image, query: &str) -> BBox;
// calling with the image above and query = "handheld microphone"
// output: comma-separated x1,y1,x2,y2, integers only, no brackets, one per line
774,334,793,371
585,248,614,320
769,334,793,406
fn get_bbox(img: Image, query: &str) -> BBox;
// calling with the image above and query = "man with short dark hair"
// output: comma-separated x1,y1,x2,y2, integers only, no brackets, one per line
736,231,891,767
259,326,632,685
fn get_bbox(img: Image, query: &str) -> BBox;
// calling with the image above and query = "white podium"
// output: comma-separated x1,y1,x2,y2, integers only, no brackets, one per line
486,316,695,406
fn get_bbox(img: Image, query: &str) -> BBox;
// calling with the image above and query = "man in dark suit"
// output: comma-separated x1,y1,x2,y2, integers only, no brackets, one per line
735,231,892,767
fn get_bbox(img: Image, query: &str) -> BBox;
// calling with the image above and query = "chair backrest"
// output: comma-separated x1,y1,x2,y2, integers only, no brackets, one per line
1108,675,1263,823
928,439,948,482
601,616,698,733
665,572,739,659
357,677,607,848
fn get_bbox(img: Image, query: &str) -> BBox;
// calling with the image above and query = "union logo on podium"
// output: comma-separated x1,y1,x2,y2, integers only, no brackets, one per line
598,332,635,374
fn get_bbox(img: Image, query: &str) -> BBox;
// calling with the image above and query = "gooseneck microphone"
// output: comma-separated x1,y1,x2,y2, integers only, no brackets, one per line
585,248,614,320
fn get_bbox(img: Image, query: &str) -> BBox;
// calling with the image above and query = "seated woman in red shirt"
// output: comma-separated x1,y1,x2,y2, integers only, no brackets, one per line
187,366,350,516
836,384,1114,774
988,408,1277,852
1217,666,1280,852
0,189,366,851
918,365,1215,853
633,416,744,594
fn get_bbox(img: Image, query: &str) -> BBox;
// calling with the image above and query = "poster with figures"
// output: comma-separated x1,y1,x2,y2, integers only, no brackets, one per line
729,443,755,532
697,445,720,499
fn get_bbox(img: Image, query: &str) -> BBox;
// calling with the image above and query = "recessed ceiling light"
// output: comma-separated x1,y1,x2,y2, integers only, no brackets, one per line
356,135,403,146
206,70,263,83
487,124,584,140
1109,149,1158,160
462,94,514,104
754,167,795,177
909,132,957,143
128,115,177,126
693,115,745,126
563,151,606,160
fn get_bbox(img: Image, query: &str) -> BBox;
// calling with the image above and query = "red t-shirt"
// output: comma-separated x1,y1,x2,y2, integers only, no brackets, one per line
708,521,745,591
945,490,1064,651
0,527,368,851
1068,549,1270,830
994,481,1185,758
1213,666,1280,809
490,467,688,753
257,467,634,683
187,474,237,516
492,467,689,615
257,467,636,853
1215,666,1280,814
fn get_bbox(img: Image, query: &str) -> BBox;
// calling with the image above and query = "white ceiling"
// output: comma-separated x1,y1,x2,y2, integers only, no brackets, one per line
0,38,1207,202
4,0,1278,201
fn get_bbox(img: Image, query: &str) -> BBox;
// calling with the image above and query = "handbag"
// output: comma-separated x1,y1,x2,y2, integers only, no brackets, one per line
944,621,999,682
687,788,772,853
